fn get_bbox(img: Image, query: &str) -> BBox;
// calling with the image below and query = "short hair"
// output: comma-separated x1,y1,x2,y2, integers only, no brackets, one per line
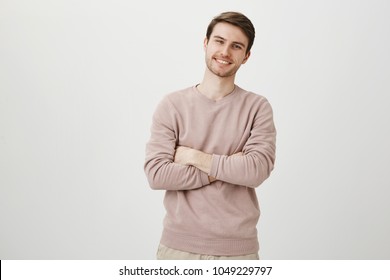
206,12,255,54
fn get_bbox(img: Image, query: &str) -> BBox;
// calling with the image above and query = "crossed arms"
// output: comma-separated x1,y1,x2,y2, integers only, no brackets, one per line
144,96,276,190
174,146,243,183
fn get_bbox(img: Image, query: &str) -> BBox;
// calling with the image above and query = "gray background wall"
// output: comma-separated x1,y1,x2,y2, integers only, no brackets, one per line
1,0,389,259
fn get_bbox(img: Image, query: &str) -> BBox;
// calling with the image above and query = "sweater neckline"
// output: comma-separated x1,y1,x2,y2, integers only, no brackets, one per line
192,84,240,105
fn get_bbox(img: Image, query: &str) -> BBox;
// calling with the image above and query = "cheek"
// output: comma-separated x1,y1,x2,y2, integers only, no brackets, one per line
206,44,220,54
238,54,249,63
205,48,215,59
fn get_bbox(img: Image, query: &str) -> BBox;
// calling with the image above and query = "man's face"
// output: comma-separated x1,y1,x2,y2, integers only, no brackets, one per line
204,22,251,78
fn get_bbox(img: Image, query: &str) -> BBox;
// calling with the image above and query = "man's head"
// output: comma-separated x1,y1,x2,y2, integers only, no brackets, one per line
206,12,255,55
203,12,255,78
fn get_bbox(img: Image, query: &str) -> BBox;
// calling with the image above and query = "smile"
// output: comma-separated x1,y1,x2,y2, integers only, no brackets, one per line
215,58,231,65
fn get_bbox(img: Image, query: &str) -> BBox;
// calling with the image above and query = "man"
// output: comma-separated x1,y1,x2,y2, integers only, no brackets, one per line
144,11,276,260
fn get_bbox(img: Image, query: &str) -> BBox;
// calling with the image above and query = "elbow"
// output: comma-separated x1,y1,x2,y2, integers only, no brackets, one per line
147,178,165,190
249,167,273,188
246,167,273,188
145,171,159,190
145,168,166,190
246,155,275,188
144,161,165,190
145,172,166,190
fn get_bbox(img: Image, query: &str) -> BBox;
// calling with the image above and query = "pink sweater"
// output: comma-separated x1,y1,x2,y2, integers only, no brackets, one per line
144,85,276,256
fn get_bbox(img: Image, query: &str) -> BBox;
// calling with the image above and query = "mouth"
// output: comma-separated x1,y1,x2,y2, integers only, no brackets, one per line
214,58,232,65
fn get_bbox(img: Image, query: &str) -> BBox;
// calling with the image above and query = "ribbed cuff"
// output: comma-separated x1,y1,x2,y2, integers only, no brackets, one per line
209,154,221,178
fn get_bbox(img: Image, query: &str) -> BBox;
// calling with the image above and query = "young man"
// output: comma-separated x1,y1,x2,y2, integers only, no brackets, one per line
144,12,276,260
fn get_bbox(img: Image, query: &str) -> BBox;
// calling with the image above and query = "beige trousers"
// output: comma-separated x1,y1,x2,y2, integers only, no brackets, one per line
156,244,259,260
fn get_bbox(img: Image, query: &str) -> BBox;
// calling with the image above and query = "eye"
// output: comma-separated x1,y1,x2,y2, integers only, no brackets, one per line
215,39,224,44
232,44,242,50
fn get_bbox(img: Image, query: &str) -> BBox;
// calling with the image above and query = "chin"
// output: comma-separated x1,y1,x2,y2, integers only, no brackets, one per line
213,69,236,78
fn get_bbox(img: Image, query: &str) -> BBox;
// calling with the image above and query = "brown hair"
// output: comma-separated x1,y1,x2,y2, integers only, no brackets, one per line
206,12,255,54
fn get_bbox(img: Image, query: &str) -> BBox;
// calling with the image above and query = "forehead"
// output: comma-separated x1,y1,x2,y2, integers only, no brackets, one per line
210,22,249,46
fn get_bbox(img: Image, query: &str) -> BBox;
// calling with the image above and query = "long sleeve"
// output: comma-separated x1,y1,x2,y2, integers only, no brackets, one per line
144,96,210,190
209,98,276,188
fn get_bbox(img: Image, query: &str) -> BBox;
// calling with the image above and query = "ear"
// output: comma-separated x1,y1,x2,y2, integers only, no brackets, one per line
242,51,251,64
203,37,208,50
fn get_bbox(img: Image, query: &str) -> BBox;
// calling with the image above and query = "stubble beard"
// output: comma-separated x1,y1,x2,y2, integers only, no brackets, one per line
206,57,238,78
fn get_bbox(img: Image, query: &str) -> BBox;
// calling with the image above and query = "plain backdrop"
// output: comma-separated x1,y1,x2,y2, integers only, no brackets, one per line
1,0,389,259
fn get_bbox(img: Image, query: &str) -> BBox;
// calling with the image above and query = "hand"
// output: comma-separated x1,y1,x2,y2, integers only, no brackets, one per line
208,176,216,183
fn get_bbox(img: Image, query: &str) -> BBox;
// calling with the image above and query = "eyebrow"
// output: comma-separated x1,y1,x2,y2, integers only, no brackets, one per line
212,35,246,48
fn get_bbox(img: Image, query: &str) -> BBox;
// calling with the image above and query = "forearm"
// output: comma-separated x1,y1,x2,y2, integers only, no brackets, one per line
189,149,212,174
144,145,210,190
209,152,274,188
174,146,273,188
189,150,217,183
192,150,268,187
174,146,242,184
173,146,215,183
189,150,243,183
144,159,209,190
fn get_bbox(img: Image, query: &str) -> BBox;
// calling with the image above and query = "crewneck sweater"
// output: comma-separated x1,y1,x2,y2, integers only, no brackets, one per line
144,85,276,256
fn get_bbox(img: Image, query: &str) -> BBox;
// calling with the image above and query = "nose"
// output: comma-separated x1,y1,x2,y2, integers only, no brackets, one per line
220,45,230,57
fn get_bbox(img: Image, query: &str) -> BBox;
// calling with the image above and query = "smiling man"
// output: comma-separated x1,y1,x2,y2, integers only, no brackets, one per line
144,12,276,260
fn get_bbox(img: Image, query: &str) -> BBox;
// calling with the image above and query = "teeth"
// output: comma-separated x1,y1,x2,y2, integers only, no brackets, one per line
216,59,230,65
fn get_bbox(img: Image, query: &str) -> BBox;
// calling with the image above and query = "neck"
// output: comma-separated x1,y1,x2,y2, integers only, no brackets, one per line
197,69,236,101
